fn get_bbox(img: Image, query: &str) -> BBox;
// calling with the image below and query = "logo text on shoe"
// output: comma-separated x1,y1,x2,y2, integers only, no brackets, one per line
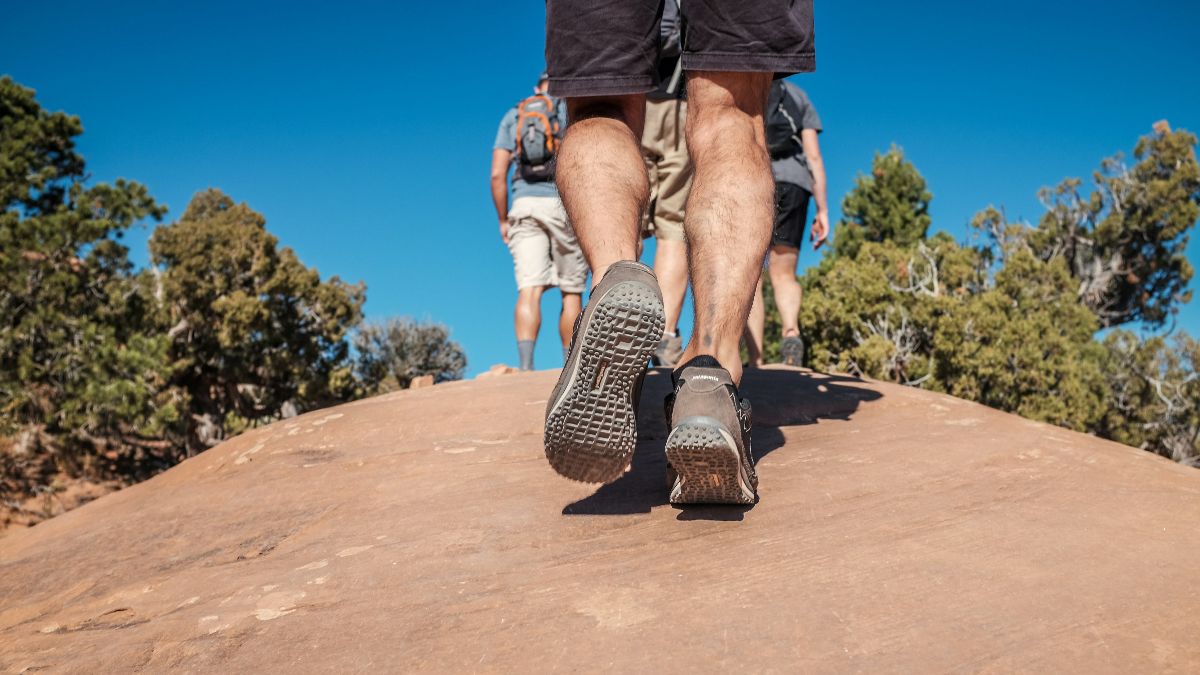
591,360,611,394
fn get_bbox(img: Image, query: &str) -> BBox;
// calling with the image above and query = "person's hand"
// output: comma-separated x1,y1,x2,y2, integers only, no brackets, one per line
499,217,510,243
810,210,829,250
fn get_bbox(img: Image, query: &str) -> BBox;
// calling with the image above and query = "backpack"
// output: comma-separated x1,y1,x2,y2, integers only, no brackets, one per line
765,82,806,159
657,0,685,98
515,95,561,182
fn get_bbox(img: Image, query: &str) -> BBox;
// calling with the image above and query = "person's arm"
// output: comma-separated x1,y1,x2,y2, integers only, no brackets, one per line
490,148,512,241
800,128,828,249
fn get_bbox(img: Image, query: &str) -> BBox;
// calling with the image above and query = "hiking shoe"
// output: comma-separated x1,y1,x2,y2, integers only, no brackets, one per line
544,261,665,483
652,333,684,368
780,335,805,367
664,356,758,504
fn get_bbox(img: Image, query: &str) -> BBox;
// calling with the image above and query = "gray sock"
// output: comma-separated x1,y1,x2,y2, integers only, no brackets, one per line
518,340,536,371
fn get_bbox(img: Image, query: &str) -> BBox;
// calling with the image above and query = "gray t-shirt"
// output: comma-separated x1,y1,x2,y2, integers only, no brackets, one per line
494,98,568,200
770,82,822,192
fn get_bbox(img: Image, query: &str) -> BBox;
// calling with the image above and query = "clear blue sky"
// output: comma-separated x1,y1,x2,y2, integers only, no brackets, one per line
4,0,1199,375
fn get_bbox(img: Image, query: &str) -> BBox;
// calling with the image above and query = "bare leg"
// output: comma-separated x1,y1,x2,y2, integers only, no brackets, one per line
557,95,648,285
654,239,688,333
515,286,546,341
744,277,765,367
543,97,665,486
559,292,582,348
768,246,802,337
678,71,774,384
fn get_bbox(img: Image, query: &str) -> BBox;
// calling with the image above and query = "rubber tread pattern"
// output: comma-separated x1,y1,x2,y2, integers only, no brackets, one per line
544,281,665,483
665,420,757,505
781,336,805,367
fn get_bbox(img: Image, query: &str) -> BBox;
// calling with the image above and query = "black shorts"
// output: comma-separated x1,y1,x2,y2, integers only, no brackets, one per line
773,182,811,250
545,0,815,97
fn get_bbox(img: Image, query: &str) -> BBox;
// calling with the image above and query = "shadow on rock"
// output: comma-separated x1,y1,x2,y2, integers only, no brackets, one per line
563,367,882,517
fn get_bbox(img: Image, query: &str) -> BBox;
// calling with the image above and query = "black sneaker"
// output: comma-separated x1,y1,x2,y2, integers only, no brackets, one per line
544,261,665,483
664,356,758,504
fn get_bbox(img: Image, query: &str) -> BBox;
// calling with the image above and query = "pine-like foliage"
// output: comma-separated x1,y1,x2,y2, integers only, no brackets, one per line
779,126,1199,464
1,76,175,486
1100,331,1199,466
1,76,469,522
832,145,932,259
149,189,366,453
1031,129,1199,328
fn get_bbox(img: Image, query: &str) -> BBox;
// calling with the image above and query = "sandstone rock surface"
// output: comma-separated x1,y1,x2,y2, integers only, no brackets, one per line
2,367,1198,672
408,374,435,389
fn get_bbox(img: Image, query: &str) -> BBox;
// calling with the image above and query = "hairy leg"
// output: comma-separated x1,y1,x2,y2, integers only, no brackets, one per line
654,239,688,333
678,71,774,384
557,95,648,285
515,285,546,341
768,246,802,337
559,291,582,347
744,277,765,367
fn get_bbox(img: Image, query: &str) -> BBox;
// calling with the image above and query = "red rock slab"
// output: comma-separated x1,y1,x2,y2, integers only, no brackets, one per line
1,367,1198,672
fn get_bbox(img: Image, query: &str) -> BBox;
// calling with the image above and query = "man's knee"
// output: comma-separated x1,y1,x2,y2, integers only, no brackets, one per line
685,71,772,153
768,251,801,285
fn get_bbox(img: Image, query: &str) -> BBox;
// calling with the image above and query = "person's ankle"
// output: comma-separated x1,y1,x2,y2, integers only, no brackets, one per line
677,348,744,384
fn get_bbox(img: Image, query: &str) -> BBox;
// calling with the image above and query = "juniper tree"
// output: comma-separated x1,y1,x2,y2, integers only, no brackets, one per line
1031,126,1199,328
1100,330,1199,466
832,145,932,259
149,189,365,452
0,76,174,482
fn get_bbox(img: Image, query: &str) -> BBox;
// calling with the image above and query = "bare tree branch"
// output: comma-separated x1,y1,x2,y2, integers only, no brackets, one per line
889,243,940,297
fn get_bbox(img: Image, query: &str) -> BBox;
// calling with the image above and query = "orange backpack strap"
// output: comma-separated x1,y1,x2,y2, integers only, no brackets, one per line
532,94,560,151
514,95,560,155
514,99,527,155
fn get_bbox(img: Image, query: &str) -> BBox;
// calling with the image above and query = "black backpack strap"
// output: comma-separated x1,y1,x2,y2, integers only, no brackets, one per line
775,83,804,142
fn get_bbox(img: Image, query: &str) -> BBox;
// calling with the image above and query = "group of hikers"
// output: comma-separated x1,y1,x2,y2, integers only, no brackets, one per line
490,0,819,505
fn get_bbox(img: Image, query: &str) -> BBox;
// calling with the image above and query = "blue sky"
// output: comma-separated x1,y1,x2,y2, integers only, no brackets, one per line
4,0,1199,375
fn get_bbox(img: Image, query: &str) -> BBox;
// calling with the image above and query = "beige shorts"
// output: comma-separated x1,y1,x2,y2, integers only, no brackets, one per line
507,196,588,293
640,98,692,242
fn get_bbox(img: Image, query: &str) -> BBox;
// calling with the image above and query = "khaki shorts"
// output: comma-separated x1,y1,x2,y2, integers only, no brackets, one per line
641,98,691,242
507,196,588,293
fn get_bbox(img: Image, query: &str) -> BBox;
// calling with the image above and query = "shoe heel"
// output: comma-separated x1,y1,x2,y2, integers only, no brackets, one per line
665,418,754,505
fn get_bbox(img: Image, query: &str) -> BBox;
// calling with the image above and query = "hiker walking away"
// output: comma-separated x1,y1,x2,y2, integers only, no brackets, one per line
542,1,815,504
490,73,586,371
745,80,828,368
641,0,690,368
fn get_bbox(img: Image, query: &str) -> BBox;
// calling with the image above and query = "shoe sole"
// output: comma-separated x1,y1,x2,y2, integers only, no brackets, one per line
781,340,804,367
544,280,664,483
665,417,756,505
